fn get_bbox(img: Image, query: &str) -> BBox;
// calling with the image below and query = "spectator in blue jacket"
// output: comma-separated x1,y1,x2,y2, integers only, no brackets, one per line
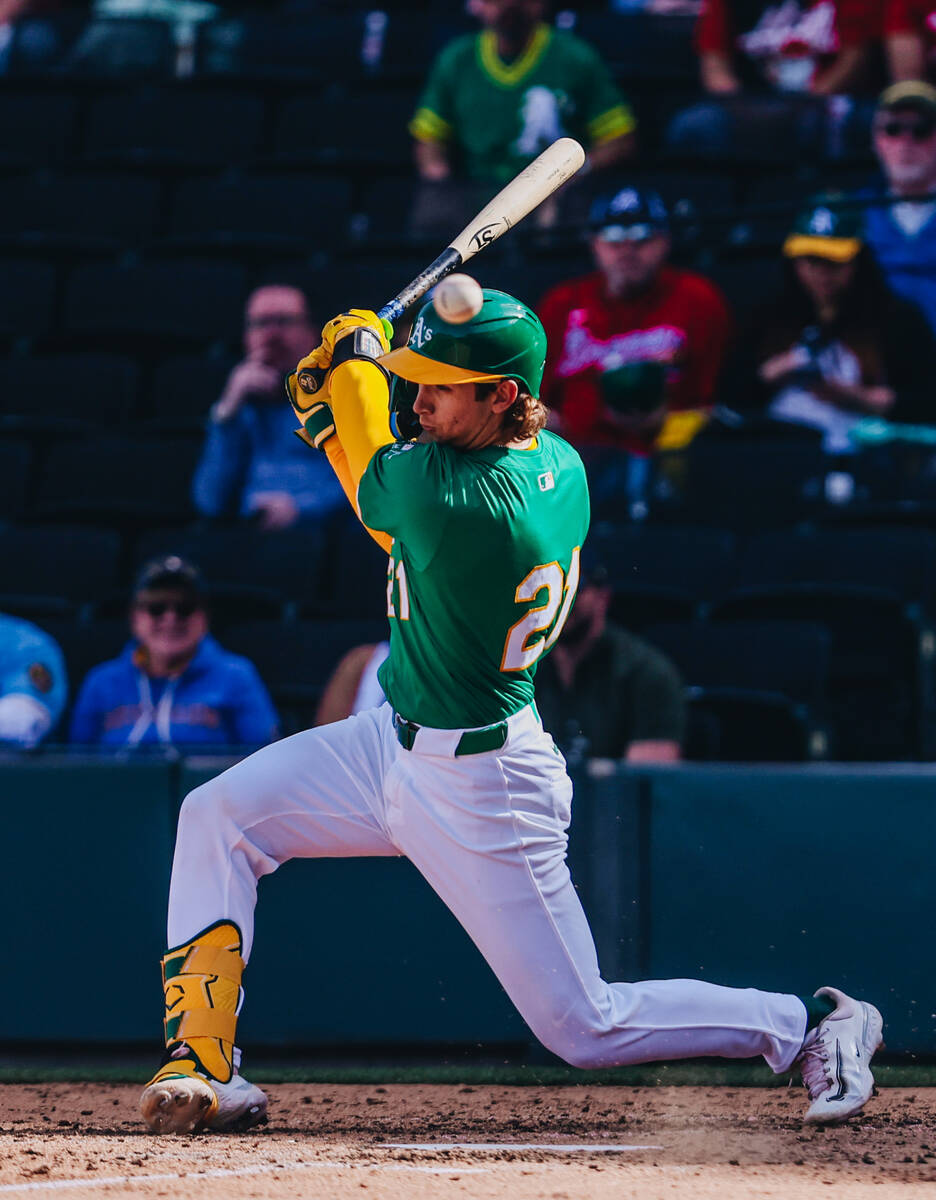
70,556,278,749
0,613,67,748
865,81,936,334
192,285,345,530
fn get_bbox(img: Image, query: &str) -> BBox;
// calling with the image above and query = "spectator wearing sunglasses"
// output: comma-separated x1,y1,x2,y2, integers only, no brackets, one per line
69,557,279,750
864,82,936,333
192,285,345,531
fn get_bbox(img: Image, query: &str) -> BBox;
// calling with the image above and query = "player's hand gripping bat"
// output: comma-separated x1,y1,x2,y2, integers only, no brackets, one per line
296,136,586,396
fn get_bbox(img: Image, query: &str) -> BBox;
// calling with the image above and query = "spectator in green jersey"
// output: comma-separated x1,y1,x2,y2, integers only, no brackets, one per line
409,0,635,231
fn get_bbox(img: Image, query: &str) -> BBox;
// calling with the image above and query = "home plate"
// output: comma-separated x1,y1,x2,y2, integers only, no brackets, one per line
380,1143,663,1153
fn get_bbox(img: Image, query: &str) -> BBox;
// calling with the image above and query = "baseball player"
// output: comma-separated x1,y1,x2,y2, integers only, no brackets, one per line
140,293,882,1135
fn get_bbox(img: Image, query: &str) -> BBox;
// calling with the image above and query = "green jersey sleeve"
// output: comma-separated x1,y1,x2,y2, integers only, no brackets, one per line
357,441,455,571
565,33,636,144
409,36,469,144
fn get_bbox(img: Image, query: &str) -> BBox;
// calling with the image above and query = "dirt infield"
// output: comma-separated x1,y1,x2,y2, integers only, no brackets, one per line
2,1083,935,1198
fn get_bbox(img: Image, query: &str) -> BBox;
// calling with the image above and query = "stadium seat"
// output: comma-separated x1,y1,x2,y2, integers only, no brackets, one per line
703,253,786,314
63,18,176,79
0,439,32,519
134,521,328,609
0,87,79,165
377,9,474,80
642,619,831,709
35,434,201,525
271,88,417,167
0,354,139,427
147,353,235,430
63,260,247,343
222,617,390,706
324,253,436,316
587,524,737,601
0,524,121,604
607,586,696,632
84,87,266,165
45,616,129,699
1,172,161,246
685,688,823,762
710,586,931,760
733,528,936,608
194,14,374,82
168,172,353,247
0,258,57,341
651,431,828,530
571,12,697,81
301,516,389,620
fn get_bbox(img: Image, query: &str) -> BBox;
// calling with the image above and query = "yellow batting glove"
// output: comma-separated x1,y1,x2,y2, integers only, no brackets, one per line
286,345,331,417
321,309,393,358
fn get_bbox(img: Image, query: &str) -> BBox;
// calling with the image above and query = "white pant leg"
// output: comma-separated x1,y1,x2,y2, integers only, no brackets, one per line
168,705,399,958
385,716,807,1074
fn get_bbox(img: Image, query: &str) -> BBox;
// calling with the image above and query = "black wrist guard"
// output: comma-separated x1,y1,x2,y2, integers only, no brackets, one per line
331,327,390,383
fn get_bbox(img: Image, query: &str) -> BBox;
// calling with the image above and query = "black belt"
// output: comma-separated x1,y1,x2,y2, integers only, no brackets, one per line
394,713,509,756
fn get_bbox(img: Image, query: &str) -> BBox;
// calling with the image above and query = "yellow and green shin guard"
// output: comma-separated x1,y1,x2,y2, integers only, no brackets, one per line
146,920,244,1096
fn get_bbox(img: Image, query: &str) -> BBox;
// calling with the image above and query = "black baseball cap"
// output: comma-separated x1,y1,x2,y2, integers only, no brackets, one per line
133,555,205,598
589,186,669,242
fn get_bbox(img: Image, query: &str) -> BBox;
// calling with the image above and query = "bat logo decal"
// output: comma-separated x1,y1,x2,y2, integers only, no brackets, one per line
470,222,503,251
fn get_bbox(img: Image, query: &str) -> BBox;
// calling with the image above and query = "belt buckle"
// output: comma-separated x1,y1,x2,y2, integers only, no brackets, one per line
394,712,418,751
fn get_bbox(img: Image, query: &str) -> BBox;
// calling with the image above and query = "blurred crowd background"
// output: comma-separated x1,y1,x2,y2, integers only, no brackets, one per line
4,0,936,765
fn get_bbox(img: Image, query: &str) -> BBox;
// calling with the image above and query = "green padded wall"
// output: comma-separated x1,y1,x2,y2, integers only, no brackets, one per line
0,754,174,1041
645,766,936,1053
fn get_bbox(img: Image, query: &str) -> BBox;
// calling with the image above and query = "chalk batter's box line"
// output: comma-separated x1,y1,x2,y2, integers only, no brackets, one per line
0,1142,663,1193
0,1162,487,1194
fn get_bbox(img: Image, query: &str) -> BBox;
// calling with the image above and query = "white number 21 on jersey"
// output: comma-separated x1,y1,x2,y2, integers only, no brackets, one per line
500,546,581,672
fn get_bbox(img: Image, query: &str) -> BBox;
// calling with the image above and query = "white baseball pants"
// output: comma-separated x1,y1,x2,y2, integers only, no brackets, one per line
168,702,807,1072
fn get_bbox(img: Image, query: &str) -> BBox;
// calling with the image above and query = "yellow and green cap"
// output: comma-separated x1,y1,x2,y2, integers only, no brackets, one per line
379,289,547,398
783,197,864,263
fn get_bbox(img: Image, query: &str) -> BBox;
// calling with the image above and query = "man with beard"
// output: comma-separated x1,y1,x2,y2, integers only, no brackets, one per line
533,564,685,765
192,285,345,531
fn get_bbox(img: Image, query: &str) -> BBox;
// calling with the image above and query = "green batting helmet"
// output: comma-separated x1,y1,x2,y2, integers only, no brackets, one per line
380,289,547,398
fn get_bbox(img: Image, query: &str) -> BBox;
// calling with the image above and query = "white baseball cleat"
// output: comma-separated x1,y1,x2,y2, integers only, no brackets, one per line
140,1057,268,1134
796,986,883,1125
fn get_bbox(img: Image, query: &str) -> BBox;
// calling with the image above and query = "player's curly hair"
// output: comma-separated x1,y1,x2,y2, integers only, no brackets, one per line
477,381,549,442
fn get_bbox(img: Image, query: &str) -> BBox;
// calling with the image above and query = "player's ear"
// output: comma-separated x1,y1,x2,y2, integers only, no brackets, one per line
490,378,519,412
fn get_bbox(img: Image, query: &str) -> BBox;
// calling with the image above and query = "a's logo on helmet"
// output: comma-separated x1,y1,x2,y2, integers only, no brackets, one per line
410,315,434,348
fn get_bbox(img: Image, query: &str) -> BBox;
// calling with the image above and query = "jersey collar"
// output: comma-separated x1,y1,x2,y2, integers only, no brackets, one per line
478,23,552,88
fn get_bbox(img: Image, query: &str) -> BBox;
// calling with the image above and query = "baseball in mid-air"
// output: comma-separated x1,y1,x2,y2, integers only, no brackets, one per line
432,273,484,324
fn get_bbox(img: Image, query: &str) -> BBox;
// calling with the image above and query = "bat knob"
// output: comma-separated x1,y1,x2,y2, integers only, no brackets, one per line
297,368,324,395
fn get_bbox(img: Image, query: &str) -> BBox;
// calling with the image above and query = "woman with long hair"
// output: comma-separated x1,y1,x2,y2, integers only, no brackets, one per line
730,197,936,450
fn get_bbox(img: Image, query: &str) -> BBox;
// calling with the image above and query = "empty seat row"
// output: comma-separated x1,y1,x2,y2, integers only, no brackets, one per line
0,515,388,618
5,513,936,615
0,11,694,85
0,250,596,344
0,166,749,248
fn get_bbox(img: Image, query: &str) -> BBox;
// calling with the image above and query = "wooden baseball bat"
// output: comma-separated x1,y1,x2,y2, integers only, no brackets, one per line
297,137,586,394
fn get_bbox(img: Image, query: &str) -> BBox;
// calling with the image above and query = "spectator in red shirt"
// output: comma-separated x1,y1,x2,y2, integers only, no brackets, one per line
884,0,936,79
696,0,880,94
538,187,734,462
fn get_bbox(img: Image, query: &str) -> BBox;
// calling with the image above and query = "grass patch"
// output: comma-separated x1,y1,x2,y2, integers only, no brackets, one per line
2,1062,935,1086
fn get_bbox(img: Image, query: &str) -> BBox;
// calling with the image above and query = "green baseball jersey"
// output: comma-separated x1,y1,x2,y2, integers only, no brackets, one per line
356,430,590,730
410,24,635,183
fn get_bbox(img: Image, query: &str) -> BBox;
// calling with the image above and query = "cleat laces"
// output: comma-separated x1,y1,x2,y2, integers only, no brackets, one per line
798,1031,834,1101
